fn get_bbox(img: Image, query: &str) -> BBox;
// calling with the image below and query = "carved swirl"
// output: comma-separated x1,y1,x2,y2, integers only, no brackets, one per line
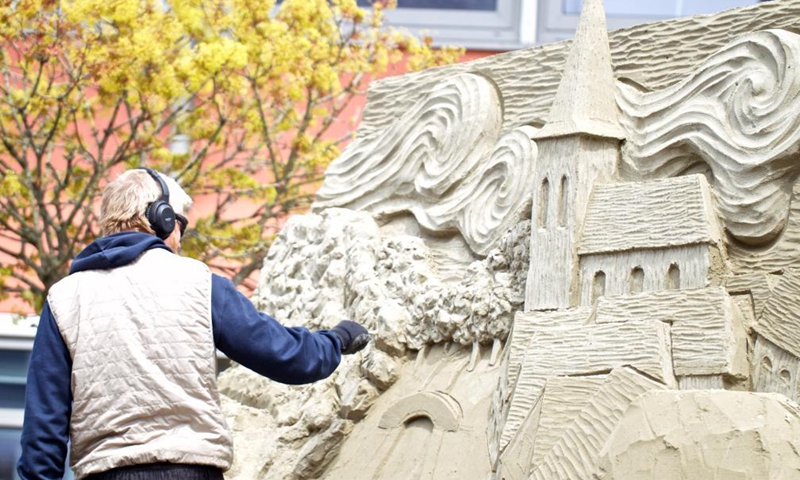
315,73,537,255
619,29,800,246
440,126,538,254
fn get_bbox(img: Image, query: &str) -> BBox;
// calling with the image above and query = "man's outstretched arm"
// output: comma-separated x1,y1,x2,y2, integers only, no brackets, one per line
211,275,367,384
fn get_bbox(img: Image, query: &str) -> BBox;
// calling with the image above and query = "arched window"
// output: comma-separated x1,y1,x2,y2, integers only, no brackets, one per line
780,369,792,387
667,263,681,290
539,178,550,229
761,356,773,376
558,175,569,227
629,266,644,294
591,271,606,304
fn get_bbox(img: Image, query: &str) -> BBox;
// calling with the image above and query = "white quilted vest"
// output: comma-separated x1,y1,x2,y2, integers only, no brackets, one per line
47,248,233,479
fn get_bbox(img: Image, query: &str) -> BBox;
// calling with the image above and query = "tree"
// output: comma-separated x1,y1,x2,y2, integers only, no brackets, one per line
0,0,463,310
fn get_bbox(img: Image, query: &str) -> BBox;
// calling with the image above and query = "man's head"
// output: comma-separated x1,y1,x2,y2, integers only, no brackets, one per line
100,168,192,251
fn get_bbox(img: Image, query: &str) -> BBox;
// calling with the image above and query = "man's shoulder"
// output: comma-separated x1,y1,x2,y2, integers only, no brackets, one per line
48,272,82,304
140,249,210,274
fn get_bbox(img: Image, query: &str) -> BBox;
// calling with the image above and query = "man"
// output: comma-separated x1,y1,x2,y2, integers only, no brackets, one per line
17,168,369,480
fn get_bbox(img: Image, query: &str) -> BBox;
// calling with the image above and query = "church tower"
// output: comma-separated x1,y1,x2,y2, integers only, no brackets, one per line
525,0,625,310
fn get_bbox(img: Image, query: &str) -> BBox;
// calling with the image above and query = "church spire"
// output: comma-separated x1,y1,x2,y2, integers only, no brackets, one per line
534,0,624,140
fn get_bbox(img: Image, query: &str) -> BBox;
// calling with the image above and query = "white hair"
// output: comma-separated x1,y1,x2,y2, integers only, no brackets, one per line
100,169,193,236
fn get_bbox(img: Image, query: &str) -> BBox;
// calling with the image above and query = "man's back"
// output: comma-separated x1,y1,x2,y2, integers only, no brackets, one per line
48,241,232,478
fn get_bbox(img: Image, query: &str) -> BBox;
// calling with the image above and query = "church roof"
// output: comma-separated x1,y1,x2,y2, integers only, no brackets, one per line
534,0,624,140
756,268,800,359
579,175,723,255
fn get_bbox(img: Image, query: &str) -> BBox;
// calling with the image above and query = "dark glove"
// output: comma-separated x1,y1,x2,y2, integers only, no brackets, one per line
331,320,370,355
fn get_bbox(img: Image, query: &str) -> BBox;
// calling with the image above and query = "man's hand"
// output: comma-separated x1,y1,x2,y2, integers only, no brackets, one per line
331,320,370,355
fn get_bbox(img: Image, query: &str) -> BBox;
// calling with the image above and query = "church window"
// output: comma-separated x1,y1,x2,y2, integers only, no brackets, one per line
591,271,606,304
539,178,550,229
761,356,773,375
558,175,569,227
667,263,680,290
629,266,644,294
780,369,792,387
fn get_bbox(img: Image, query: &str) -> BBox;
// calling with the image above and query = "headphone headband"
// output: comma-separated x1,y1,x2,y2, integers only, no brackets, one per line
139,167,170,204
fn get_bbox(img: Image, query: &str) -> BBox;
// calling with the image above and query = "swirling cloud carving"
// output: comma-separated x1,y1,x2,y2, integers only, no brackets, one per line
314,73,538,256
619,29,800,246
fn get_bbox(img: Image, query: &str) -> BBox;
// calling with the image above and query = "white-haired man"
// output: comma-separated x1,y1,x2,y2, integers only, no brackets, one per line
17,168,369,480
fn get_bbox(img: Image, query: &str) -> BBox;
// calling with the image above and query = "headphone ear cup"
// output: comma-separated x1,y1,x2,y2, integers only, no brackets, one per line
146,200,176,240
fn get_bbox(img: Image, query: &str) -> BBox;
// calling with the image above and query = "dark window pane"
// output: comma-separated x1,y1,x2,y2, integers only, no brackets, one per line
0,385,26,410
357,0,497,10
680,0,759,15
0,428,21,480
564,0,678,16
564,0,759,17
0,351,30,380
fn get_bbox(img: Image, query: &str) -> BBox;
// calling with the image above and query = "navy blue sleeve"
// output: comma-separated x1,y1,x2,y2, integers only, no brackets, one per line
17,302,72,480
211,274,342,385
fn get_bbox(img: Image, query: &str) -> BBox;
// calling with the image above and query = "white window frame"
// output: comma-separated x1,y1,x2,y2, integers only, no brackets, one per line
381,0,537,51
537,0,768,45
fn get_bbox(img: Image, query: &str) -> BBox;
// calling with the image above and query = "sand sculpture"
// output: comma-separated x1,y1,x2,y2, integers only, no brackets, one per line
218,1,800,478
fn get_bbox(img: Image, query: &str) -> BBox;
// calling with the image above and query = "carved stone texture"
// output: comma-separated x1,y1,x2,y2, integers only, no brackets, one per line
756,268,800,359
578,175,725,304
594,287,748,379
497,320,675,457
322,344,498,480
580,176,722,255
314,72,538,257
528,376,607,469
728,180,800,273
507,308,592,386
256,207,527,350
525,136,618,310
356,1,800,141
488,306,595,467
378,391,462,432
523,0,621,311
529,368,666,480
751,335,800,403
619,29,800,248
677,375,725,391
219,354,369,480
221,0,800,478
594,391,800,480
725,271,780,320
532,0,623,141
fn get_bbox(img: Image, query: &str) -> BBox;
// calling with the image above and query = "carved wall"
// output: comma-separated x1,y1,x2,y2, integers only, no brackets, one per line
218,1,800,479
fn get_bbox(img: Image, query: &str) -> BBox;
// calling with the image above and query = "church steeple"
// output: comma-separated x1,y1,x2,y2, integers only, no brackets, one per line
524,0,623,311
534,0,624,140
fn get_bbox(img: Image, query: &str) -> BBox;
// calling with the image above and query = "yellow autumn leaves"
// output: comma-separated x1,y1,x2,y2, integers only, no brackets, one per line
0,0,463,307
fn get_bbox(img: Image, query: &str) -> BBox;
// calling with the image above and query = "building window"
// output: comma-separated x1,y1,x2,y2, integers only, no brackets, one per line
0,350,29,410
538,0,765,44
629,266,644,294
539,178,550,229
761,355,773,375
780,369,793,387
557,175,569,228
562,0,758,17
666,263,680,290
592,271,606,304
367,0,530,50
367,0,498,10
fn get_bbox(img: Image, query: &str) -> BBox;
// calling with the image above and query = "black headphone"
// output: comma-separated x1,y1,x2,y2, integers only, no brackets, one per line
139,167,176,240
